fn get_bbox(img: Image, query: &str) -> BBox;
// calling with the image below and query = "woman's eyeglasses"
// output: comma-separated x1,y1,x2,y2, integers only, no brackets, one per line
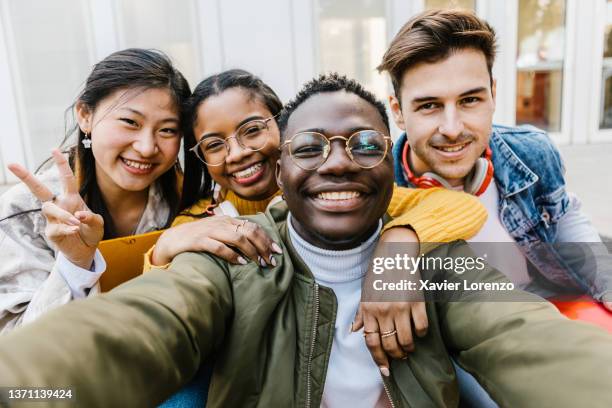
280,130,391,170
190,116,276,166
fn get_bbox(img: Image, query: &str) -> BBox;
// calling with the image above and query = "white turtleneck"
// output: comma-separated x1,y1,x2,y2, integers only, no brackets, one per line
287,214,392,408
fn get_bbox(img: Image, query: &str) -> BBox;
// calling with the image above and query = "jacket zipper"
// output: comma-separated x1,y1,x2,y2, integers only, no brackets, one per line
305,283,320,408
381,374,397,408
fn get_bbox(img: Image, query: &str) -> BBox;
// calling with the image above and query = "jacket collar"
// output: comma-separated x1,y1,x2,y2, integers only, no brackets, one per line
489,130,539,198
393,131,539,199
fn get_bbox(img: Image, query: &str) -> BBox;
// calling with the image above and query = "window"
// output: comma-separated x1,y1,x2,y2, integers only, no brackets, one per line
424,0,475,11
516,0,566,132
115,0,199,84
5,0,92,166
316,0,387,98
600,0,612,129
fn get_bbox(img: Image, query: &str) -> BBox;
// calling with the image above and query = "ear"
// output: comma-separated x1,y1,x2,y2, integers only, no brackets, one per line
75,101,93,134
275,158,283,190
389,95,405,131
491,78,497,110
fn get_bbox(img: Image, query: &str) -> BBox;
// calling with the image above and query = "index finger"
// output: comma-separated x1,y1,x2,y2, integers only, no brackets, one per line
52,149,77,195
7,163,54,202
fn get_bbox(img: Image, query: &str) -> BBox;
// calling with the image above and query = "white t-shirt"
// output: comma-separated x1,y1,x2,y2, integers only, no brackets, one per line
465,183,531,287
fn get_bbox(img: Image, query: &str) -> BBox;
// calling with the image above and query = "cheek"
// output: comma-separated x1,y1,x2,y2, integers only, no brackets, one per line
207,164,228,186
405,115,437,144
158,138,181,163
261,134,280,162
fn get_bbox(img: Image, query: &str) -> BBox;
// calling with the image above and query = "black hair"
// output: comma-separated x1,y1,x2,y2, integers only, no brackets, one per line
180,69,283,211
60,48,190,239
278,73,390,138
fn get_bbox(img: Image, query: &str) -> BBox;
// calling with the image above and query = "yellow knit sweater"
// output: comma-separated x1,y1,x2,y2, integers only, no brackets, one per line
143,186,487,271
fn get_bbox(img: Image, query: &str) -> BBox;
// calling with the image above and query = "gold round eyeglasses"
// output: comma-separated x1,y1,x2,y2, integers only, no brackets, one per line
190,116,277,166
279,130,391,170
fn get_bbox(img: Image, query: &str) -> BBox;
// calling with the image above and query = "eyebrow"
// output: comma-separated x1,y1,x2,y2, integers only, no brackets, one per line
199,115,266,141
411,86,489,104
117,108,179,124
295,126,375,136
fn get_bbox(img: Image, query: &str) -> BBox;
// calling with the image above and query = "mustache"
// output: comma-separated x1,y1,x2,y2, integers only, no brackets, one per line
429,133,475,146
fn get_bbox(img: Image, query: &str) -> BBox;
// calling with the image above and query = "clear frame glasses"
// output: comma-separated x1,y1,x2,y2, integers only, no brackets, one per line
280,130,392,170
190,116,277,166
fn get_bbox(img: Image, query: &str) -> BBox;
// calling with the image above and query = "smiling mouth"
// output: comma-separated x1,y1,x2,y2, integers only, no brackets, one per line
121,158,155,170
432,142,471,153
315,191,361,200
232,162,263,179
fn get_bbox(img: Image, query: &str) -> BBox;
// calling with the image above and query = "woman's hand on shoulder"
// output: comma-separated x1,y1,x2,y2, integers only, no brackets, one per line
8,149,104,269
152,215,282,267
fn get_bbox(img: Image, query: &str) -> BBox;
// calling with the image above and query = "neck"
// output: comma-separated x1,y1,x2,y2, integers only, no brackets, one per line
288,213,382,251
96,173,149,236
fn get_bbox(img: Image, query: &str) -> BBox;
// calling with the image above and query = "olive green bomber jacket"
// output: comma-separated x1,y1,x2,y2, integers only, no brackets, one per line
1,202,612,407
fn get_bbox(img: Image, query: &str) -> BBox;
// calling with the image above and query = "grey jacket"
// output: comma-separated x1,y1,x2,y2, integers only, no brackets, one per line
0,168,169,333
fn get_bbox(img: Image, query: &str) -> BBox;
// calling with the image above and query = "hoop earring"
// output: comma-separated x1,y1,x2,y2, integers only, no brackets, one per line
82,133,92,149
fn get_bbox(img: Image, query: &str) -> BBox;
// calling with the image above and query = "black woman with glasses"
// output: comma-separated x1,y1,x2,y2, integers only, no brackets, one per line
142,70,488,407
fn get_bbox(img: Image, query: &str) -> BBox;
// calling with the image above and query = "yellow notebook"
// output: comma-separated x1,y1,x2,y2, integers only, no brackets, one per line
98,230,164,292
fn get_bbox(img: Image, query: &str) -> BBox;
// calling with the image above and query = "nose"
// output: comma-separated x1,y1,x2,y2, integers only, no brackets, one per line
316,140,360,176
438,107,464,140
132,130,159,157
224,137,252,164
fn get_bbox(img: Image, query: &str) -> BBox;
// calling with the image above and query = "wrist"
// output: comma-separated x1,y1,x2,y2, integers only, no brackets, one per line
67,249,97,270
151,234,175,266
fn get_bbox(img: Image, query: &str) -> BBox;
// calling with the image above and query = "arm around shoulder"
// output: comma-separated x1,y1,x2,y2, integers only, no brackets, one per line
385,186,487,245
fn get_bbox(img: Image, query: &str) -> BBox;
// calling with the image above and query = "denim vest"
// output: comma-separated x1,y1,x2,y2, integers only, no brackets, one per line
392,124,589,294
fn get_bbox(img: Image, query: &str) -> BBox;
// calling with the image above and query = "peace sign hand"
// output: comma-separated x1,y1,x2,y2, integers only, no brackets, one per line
8,149,104,269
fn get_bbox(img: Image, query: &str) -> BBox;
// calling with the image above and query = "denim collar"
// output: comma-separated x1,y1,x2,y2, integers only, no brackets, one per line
392,129,539,199
488,129,538,198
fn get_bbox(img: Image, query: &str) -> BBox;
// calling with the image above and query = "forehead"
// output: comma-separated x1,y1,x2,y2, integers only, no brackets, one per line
103,87,179,116
286,91,386,136
399,48,491,100
195,88,271,131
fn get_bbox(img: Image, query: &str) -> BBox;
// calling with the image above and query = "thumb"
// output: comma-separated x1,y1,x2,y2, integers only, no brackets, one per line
75,211,104,227
352,306,364,332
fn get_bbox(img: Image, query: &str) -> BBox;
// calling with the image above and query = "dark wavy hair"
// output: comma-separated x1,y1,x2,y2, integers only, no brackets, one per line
180,69,283,211
57,48,191,239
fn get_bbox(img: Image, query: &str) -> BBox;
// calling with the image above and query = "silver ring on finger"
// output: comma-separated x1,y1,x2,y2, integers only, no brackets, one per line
235,219,248,233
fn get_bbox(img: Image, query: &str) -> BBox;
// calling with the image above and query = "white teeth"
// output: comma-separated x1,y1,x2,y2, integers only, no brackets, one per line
232,163,263,179
123,159,153,170
436,144,467,152
316,191,361,201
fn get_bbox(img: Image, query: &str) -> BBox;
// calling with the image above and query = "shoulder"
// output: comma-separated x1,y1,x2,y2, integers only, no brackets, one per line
492,124,562,159
491,124,565,173
172,198,214,226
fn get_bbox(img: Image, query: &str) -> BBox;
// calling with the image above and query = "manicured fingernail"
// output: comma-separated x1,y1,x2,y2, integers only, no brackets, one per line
271,242,283,254
258,256,266,267
68,217,80,226
380,367,390,377
269,256,277,267
237,256,247,265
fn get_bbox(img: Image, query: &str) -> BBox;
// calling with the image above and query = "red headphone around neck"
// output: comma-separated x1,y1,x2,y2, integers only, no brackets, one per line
401,141,494,196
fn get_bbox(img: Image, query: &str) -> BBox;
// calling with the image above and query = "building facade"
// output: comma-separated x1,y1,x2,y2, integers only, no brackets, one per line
1,0,611,183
